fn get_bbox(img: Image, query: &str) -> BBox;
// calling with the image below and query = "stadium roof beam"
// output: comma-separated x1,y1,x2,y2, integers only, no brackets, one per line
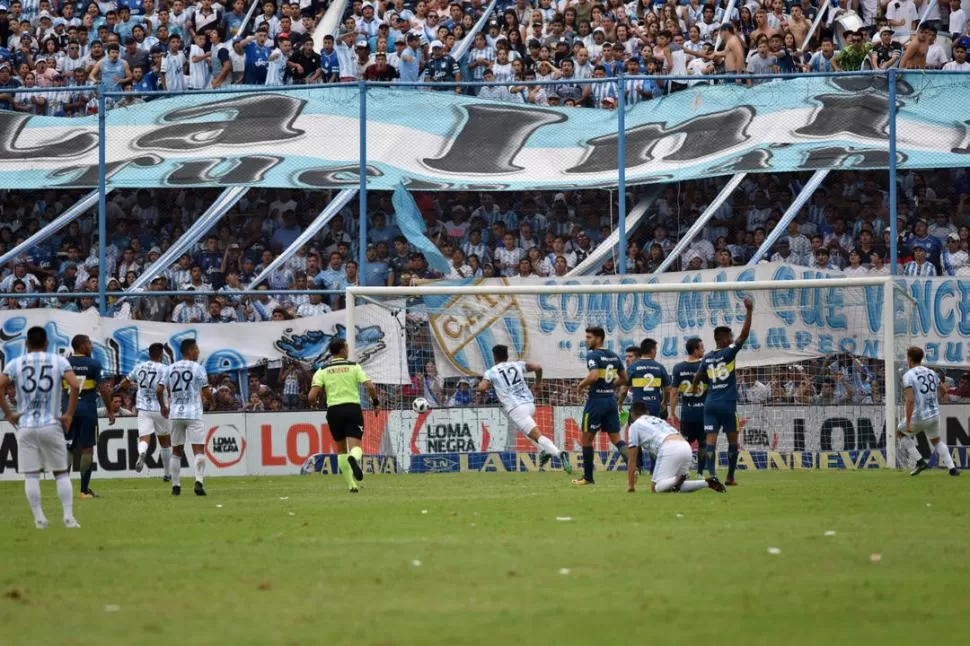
248,189,358,289
747,169,829,266
0,189,107,267
653,174,746,275
568,188,660,276
126,186,249,293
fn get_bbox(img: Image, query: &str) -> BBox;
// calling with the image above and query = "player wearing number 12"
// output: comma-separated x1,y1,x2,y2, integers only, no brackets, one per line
119,343,172,480
158,339,213,497
898,346,959,477
573,326,629,486
691,297,753,486
479,345,572,473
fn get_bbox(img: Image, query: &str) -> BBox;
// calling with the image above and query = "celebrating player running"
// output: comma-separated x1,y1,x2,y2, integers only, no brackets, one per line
119,343,173,480
159,339,213,497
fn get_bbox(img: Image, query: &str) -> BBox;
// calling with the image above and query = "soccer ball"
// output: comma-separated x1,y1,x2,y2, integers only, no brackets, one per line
412,397,431,414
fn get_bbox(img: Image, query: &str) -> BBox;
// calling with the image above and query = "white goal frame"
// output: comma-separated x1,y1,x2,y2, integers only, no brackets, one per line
347,276,906,468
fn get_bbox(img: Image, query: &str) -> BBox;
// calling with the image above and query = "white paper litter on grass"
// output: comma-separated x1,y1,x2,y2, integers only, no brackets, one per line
824,530,836,537
215,504,223,508
767,547,782,555
411,560,422,567
421,509,428,514
104,605,120,612
558,568,572,575
556,516,573,521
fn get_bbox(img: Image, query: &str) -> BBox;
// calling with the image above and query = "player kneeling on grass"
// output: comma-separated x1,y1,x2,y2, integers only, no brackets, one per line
898,346,959,477
308,338,380,493
626,402,726,494
479,344,571,473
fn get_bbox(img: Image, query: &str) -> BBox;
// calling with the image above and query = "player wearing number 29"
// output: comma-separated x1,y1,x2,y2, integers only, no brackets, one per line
0,327,82,528
119,343,172,480
899,346,959,477
625,403,726,494
479,345,572,474
573,326,629,486
691,297,753,486
158,339,213,497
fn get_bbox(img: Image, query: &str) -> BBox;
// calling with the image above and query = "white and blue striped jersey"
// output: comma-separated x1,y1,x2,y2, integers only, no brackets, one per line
164,360,208,420
483,361,534,411
4,352,73,428
628,415,680,457
127,360,170,412
902,366,940,422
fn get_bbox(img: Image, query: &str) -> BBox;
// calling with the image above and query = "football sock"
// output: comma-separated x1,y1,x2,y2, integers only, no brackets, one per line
55,472,74,520
705,447,717,476
24,474,45,523
679,480,709,493
79,452,93,493
537,435,559,457
934,441,956,470
338,454,355,489
194,453,206,483
160,447,172,475
349,445,363,462
170,455,181,487
137,439,149,456
654,476,680,493
582,446,594,482
696,442,706,475
899,436,920,464
727,443,739,480
614,440,629,464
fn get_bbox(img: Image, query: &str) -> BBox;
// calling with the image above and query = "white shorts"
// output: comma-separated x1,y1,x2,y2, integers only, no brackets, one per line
18,424,69,473
898,417,941,440
170,419,206,446
137,410,172,437
507,404,537,435
652,440,692,484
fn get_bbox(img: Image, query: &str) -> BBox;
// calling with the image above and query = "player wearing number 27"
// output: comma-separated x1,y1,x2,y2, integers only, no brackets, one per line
899,346,959,477
119,343,172,480
158,339,213,497
573,326,629,486
691,297,753,486
479,344,572,474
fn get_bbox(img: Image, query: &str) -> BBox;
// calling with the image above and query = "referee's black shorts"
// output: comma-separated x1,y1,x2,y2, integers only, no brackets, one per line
326,403,365,442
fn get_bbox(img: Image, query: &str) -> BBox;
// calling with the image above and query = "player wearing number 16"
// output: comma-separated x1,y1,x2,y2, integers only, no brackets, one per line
691,297,754,486
158,339,213,497
573,326,629,486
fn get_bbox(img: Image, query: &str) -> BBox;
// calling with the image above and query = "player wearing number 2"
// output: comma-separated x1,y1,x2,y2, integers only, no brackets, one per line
479,345,572,474
899,346,959,477
573,326,628,486
119,343,172,480
158,339,213,497
691,297,753,486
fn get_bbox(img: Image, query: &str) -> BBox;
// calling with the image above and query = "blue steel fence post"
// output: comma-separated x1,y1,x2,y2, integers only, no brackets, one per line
97,82,108,315
888,68,898,276
617,72,627,275
358,80,368,286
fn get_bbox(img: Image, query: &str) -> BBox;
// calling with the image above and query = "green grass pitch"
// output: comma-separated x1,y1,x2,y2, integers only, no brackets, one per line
0,470,967,646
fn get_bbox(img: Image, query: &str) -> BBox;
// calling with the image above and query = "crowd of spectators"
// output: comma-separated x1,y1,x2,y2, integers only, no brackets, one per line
1,0,969,115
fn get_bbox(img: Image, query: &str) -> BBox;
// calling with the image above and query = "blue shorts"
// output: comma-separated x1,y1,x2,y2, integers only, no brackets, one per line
583,398,620,435
703,404,737,436
67,413,99,450
636,401,662,418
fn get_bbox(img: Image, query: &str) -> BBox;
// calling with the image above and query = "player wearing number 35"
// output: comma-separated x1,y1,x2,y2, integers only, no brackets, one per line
692,297,754,486
899,346,959,477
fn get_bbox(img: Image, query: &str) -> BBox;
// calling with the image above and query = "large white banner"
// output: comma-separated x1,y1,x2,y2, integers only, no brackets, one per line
0,305,408,383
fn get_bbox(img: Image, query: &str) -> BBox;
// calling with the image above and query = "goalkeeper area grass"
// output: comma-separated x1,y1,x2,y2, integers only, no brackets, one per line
0,470,966,646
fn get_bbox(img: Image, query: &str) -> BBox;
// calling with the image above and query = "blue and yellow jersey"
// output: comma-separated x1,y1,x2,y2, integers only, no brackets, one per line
698,344,741,406
65,355,104,415
585,348,625,399
671,359,707,421
628,359,670,407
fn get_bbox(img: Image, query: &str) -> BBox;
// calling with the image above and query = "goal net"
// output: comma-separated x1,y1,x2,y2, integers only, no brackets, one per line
347,268,913,474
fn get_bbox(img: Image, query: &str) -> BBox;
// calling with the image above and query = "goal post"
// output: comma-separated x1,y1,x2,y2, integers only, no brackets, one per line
347,274,912,473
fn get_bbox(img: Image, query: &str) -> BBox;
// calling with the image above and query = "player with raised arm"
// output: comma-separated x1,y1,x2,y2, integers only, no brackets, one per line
67,335,115,499
158,339,213,497
691,297,753,486
626,403,726,494
479,344,572,473
899,346,959,477
119,343,172,479
308,338,380,493
669,338,708,477
0,327,82,528
572,326,628,486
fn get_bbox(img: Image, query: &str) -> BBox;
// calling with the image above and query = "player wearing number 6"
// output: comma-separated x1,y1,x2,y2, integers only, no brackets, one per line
118,343,172,480
479,345,572,474
158,339,213,497
691,297,753,486
899,346,959,477
573,326,628,486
